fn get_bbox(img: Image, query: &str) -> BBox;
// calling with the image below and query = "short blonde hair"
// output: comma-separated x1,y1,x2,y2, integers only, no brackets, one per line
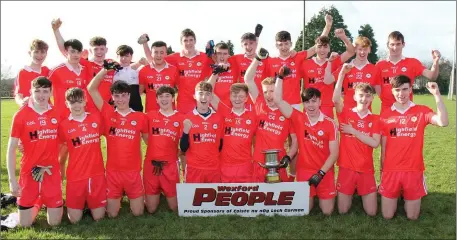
354,36,372,48
261,77,276,86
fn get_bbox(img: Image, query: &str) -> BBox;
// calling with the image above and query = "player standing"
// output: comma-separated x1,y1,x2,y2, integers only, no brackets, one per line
379,76,448,220
58,87,106,223
87,65,148,217
143,86,183,213
7,77,63,227
333,64,380,216
273,67,339,215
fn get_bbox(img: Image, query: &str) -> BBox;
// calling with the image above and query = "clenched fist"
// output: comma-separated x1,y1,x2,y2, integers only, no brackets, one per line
334,28,347,39
325,14,333,26
426,82,441,96
432,50,441,61
329,52,339,62
138,34,149,45
341,63,353,74
51,18,62,31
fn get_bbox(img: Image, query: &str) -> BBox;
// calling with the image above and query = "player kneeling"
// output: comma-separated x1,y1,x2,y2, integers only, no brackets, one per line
333,64,380,216
7,77,63,227
144,86,183,213
58,88,107,223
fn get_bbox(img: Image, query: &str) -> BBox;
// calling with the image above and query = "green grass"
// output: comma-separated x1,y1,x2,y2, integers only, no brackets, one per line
1,96,456,239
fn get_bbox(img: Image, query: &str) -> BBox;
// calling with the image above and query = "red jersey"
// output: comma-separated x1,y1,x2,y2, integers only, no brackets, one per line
138,63,179,113
145,110,183,162
337,108,380,173
80,58,114,103
48,62,95,114
10,101,60,175
301,56,343,107
291,109,337,172
380,102,435,172
375,57,425,108
253,97,294,163
100,102,148,172
266,51,308,105
14,66,50,98
213,63,240,107
185,108,224,170
58,112,105,182
333,61,379,110
218,102,257,165
165,52,213,113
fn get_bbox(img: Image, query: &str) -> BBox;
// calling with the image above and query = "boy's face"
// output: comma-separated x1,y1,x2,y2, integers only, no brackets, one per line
112,92,130,110
181,36,196,51
90,45,108,62
392,83,411,104
387,38,404,57
194,89,212,110
66,98,86,116
215,48,230,64
241,39,257,56
30,86,51,106
118,53,133,67
152,46,167,65
303,96,321,116
157,92,174,109
316,44,330,58
261,84,275,107
65,46,81,65
353,89,373,109
355,46,371,61
275,40,292,55
29,49,47,65
230,90,248,109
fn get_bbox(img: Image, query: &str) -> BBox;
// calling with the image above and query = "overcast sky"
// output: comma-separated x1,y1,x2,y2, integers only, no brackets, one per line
1,1,456,75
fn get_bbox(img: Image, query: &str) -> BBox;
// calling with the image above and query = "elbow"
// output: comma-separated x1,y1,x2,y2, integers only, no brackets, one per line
440,119,449,127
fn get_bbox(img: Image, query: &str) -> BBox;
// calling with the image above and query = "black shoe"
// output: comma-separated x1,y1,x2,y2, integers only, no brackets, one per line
1,193,17,208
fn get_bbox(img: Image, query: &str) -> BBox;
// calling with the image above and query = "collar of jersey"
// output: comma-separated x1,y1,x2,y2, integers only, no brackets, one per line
351,107,372,119
350,59,369,71
150,62,169,72
115,108,135,117
23,65,42,74
231,107,248,116
391,101,416,114
312,57,328,67
68,112,90,122
193,107,216,120
306,111,325,126
180,51,200,58
386,55,406,65
159,109,177,117
65,62,83,76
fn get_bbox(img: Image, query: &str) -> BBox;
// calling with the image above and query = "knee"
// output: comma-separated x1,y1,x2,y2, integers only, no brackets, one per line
132,209,144,216
382,212,394,220
322,208,334,216
92,214,105,221
407,213,419,221
365,209,377,217
338,208,349,215
47,218,62,227
68,216,81,224
107,210,119,218
19,219,34,228
146,205,158,214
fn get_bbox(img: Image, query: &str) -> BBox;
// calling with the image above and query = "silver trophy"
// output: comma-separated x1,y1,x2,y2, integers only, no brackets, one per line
258,149,287,183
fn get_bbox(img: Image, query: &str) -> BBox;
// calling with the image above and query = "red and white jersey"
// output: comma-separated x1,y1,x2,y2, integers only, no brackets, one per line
375,57,425,108
301,56,343,107
229,54,268,102
48,62,95,113
80,58,114,103
291,109,338,172
138,63,179,113
100,102,148,172
266,51,308,105
333,60,379,110
185,108,224,170
337,108,381,173
145,110,184,162
253,97,295,163
14,65,50,98
380,102,435,172
165,52,213,114
217,102,257,165
10,100,60,175
213,63,240,107
58,112,105,182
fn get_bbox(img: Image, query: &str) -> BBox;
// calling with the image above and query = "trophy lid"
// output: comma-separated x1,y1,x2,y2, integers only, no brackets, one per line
262,149,281,154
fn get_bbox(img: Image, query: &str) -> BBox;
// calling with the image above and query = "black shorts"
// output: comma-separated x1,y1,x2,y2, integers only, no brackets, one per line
129,84,144,112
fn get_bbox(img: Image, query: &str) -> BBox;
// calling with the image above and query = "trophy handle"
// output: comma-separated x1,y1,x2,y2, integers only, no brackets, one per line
257,162,266,168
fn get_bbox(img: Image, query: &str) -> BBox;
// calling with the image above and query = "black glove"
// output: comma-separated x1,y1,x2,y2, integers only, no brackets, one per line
137,34,150,44
210,64,230,75
255,48,269,61
151,160,167,176
31,166,52,182
279,155,291,168
205,40,215,58
308,170,326,187
277,65,291,79
103,60,123,72
255,24,263,38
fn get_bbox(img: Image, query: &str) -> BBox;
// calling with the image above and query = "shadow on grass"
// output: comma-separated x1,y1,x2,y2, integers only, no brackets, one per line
1,191,455,239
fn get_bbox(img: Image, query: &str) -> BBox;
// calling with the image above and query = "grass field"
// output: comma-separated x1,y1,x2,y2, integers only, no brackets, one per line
1,96,456,239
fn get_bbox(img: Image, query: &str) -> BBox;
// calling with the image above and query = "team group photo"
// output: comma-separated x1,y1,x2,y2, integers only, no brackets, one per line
1,1,456,239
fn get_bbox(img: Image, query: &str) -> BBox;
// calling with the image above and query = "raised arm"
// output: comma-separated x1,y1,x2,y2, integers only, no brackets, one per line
427,82,449,127
323,56,336,85
138,34,154,63
306,14,333,58
273,66,294,118
206,64,229,110
51,18,66,57
334,28,355,63
130,57,148,71
244,48,268,102
87,67,112,111
422,50,441,81
333,63,352,113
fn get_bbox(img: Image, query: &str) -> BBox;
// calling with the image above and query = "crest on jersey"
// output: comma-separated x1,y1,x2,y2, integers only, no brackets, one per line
197,62,202,67
131,120,137,126
259,62,263,66
92,122,98,128
279,116,285,122
401,67,407,72
317,130,324,136
411,116,417,123
213,123,218,129
291,62,295,66
368,122,372,128
51,118,57,124
173,122,179,127
246,119,252,125
165,76,170,80
366,73,372,78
